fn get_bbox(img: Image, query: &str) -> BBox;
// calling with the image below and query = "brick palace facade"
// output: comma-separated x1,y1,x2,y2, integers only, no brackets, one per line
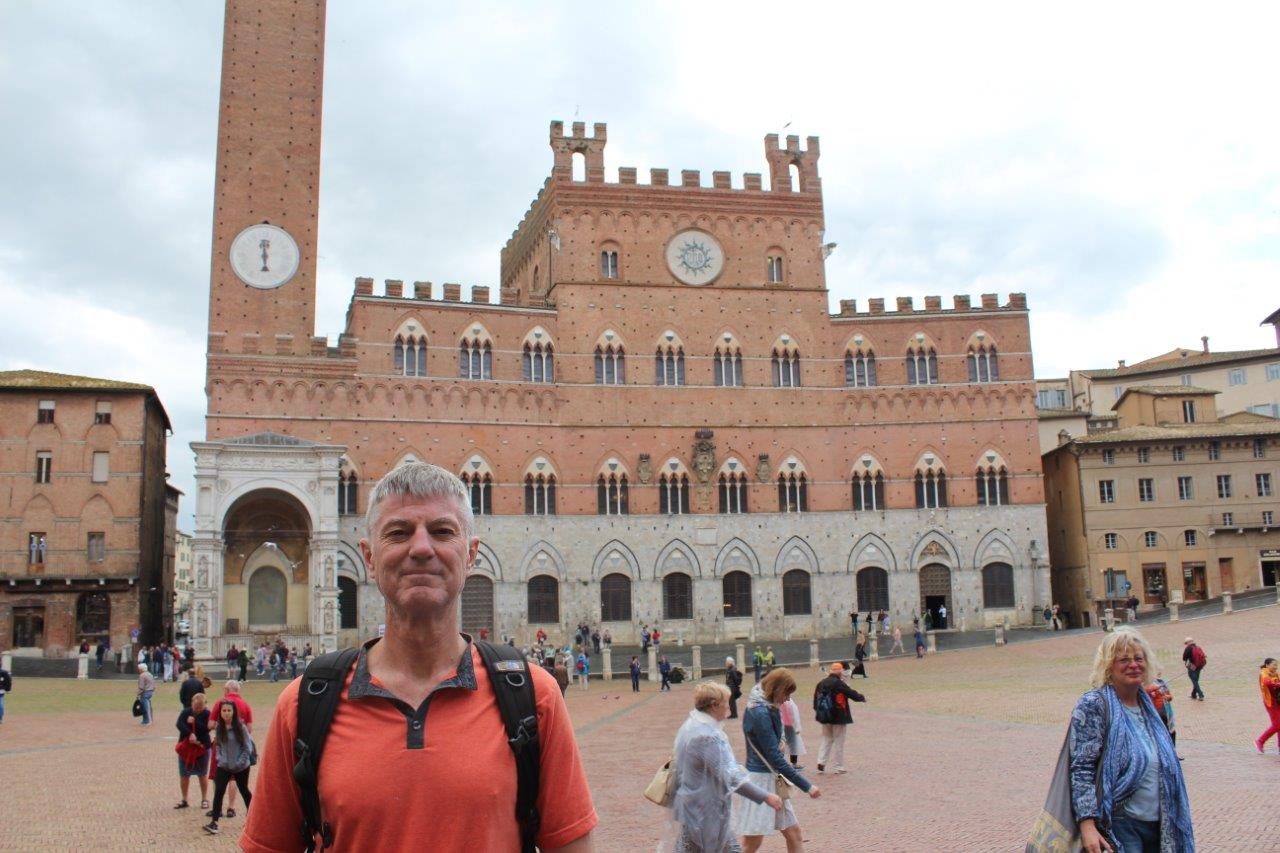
190,0,1050,655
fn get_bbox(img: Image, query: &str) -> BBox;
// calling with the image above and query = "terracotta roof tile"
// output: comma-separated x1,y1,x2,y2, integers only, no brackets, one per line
0,369,155,392
1080,347,1280,379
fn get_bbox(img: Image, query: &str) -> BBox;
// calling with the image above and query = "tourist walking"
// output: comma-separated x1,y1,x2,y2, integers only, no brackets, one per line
763,647,775,673
852,636,868,678
1181,637,1207,700
602,628,612,648
0,663,10,724
630,655,642,692
209,681,254,819
1051,603,1062,630
752,646,764,682
668,682,782,853
1069,627,1193,853
733,670,820,852
890,626,904,655
180,668,204,708
174,692,212,812
202,700,255,836
660,655,673,691
95,639,108,672
1255,658,1280,754
652,625,662,649
780,695,806,768
849,610,858,637
937,603,948,629
725,658,743,719
136,664,155,726
812,662,867,774
236,647,249,682
913,629,926,659
591,628,601,654
642,625,652,652
553,655,570,696
576,649,590,690
1146,670,1179,757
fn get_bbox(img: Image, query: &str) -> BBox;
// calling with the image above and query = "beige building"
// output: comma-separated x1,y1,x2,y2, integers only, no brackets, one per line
1044,385,1280,625
174,530,194,634
1035,377,1088,456
1068,312,1280,420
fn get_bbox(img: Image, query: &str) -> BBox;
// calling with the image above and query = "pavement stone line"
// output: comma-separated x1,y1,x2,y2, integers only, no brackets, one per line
0,606,1277,850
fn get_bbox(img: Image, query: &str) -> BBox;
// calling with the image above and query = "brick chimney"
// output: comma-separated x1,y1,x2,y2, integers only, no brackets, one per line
1201,335,1209,354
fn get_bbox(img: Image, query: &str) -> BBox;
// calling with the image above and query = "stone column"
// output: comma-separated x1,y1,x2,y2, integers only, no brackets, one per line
735,643,746,670
868,633,879,661
691,645,702,679
1168,603,1180,623
190,537,223,658
995,627,1006,646
310,539,341,653
1222,591,1233,613
926,632,937,654
809,638,819,668
1,650,11,672
602,647,613,681
1103,608,1115,631
647,645,659,682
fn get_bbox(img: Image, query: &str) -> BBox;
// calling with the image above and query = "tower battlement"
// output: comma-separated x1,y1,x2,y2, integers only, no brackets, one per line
833,293,1030,318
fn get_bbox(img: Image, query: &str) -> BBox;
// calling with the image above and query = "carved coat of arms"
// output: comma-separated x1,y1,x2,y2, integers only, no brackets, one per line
756,454,771,484
637,454,652,485
692,429,715,484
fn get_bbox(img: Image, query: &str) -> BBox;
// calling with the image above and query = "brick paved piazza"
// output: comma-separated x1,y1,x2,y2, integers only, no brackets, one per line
1,606,1277,851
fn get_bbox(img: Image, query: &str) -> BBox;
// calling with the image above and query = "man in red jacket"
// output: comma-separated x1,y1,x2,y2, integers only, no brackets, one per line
812,662,866,773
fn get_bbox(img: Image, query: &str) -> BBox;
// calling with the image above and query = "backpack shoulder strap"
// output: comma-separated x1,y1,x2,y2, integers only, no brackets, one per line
475,639,541,853
292,647,359,852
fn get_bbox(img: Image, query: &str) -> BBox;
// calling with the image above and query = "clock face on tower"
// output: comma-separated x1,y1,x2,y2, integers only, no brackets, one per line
229,223,301,289
665,229,725,285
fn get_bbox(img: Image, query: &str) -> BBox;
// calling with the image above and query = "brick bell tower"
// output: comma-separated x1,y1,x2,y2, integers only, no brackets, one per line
205,0,327,389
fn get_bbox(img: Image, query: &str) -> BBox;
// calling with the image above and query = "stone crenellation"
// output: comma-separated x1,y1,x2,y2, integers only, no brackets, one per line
834,293,1029,318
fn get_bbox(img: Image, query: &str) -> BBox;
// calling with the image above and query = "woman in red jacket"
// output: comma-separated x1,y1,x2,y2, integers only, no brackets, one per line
1255,658,1280,754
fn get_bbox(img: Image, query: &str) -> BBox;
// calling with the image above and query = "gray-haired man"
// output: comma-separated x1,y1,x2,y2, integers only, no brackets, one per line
242,462,597,852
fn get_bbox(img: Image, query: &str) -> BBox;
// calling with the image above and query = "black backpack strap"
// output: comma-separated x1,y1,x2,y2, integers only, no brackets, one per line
475,640,541,853
292,647,359,852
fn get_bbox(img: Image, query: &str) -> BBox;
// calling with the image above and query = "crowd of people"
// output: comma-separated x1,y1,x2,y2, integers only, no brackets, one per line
166,672,258,837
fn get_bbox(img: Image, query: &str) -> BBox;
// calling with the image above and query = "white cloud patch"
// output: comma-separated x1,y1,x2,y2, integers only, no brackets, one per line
3,0,1280,528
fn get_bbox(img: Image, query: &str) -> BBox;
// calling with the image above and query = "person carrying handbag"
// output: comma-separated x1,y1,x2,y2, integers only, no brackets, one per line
732,670,820,853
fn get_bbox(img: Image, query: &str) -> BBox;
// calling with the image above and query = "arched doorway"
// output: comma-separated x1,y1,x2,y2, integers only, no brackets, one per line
248,566,288,628
222,488,311,636
460,574,494,637
855,567,889,613
919,563,953,628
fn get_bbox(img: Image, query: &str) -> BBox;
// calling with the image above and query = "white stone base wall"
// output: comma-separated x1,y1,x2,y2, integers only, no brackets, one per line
335,505,1050,646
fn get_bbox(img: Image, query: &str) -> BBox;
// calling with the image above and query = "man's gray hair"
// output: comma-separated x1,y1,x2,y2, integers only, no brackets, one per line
365,461,474,540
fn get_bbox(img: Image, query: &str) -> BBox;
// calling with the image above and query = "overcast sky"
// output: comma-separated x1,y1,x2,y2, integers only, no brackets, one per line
2,1,1278,530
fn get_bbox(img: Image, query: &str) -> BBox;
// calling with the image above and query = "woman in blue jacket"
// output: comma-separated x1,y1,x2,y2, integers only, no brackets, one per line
732,668,821,852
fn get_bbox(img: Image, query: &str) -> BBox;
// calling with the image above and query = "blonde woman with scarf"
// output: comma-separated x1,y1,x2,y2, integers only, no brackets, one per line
1070,628,1193,853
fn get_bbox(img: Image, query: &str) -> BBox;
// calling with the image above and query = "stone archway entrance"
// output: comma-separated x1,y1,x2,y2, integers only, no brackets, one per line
460,575,494,637
920,563,953,629
222,488,311,637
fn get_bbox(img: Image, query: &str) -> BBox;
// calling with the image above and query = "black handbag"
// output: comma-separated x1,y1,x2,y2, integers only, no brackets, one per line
132,698,144,718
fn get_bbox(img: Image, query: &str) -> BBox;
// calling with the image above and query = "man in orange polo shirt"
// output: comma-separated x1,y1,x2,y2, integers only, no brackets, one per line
241,463,597,852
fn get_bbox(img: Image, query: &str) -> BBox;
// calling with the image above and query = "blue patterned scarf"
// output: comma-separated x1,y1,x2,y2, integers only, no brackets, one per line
1097,685,1195,850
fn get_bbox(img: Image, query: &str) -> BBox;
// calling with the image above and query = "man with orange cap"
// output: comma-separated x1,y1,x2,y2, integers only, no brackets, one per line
811,662,867,773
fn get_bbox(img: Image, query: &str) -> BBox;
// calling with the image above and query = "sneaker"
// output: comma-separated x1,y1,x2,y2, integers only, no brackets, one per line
201,800,210,810
816,764,825,773
1257,742,1266,755
834,768,848,774
203,823,219,836
173,801,189,810
226,808,236,818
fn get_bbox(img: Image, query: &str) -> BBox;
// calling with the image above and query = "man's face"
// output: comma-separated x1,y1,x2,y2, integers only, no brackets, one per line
360,493,478,618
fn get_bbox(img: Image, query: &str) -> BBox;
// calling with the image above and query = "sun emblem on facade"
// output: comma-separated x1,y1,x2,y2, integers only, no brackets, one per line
677,239,715,277
666,229,725,285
